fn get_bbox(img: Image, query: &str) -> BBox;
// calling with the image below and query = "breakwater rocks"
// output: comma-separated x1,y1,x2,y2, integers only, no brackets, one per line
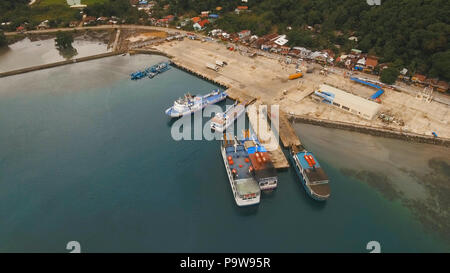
290,115,450,147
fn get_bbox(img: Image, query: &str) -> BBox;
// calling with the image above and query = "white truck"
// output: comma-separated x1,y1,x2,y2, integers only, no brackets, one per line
206,63,219,72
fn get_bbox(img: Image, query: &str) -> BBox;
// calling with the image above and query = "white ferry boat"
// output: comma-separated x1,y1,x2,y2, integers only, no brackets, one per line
210,101,246,132
221,134,261,207
165,89,227,118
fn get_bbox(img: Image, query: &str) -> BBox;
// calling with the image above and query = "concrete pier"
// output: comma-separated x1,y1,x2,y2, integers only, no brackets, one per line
247,104,290,169
0,51,124,78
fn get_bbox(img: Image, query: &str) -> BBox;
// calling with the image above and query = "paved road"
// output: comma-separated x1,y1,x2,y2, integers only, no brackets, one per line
4,24,189,36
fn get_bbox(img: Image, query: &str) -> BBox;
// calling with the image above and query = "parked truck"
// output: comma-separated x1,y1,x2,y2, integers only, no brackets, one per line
206,63,219,72
288,72,303,80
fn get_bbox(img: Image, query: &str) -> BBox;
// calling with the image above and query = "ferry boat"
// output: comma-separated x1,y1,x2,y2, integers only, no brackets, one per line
210,101,246,132
165,89,227,118
289,145,330,201
221,134,261,207
242,130,278,191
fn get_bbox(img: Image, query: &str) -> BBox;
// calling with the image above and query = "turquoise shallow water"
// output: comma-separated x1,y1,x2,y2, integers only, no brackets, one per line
0,55,449,252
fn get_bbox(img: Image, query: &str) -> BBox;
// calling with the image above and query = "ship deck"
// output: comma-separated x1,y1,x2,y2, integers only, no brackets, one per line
296,152,329,183
225,145,252,179
235,178,260,195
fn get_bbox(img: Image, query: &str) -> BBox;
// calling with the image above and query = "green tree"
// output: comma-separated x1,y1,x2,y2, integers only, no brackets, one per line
55,31,74,49
0,31,7,47
380,67,399,85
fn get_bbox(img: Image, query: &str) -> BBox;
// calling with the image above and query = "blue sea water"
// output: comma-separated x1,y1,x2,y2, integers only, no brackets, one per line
0,55,448,252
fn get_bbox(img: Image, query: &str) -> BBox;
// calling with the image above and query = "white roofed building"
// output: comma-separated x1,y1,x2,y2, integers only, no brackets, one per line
312,84,381,120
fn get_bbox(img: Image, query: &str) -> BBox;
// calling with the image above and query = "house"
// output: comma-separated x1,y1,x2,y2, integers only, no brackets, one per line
238,30,251,39
83,16,96,26
351,48,362,55
216,6,222,11
434,81,449,93
69,21,79,28
293,47,312,58
201,11,209,18
273,35,288,46
280,46,291,55
192,17,201,23
165,15,175,22
97,17,109,23
365,56,378,71
348,36,358,42
37,20,49,30
156,18,169,26
193,19,209,31
412,74,427,84
180,18,191,27
235,6,249,14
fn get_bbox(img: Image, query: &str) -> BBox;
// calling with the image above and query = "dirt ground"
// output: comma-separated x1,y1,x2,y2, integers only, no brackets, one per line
154,39,450,138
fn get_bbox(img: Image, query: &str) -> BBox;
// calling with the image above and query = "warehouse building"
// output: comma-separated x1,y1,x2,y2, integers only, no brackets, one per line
312,84,381,120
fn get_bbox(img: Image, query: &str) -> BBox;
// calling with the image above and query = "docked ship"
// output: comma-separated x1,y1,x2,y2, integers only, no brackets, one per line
221,134,261,207
130,61,171,80
242,130,278,191
210,100,246,132
165,89,227,118
289,145,330,201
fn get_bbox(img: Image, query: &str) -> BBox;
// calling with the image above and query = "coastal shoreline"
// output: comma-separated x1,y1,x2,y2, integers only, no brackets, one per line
1,36,448,147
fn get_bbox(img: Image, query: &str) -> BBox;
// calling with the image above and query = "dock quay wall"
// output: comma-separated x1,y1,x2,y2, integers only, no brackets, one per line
0,51,124,78
168,59,230,90
290,115,450,147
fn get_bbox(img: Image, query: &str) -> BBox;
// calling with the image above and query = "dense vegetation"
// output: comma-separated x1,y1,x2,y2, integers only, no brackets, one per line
55,31,74,49
0,31,7,47
380,67,400,84
158,0,449,81
1,0,448,80
84,0,147,23
0,0,80,30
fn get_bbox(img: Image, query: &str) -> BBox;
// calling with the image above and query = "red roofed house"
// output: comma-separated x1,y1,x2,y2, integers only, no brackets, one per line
192,17,201,23
16,26,25,32
165,15,175,22
365,56,378,72
238,30,251,39
434,81,449,93
193,19,210,31
412,74,427,83
235,6,249,14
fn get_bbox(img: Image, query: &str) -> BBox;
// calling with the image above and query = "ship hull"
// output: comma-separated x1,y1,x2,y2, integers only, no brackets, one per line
221,147,260,207
289,153,329,201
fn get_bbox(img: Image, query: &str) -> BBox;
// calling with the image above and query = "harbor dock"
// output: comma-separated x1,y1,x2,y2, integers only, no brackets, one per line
246,104,290,169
